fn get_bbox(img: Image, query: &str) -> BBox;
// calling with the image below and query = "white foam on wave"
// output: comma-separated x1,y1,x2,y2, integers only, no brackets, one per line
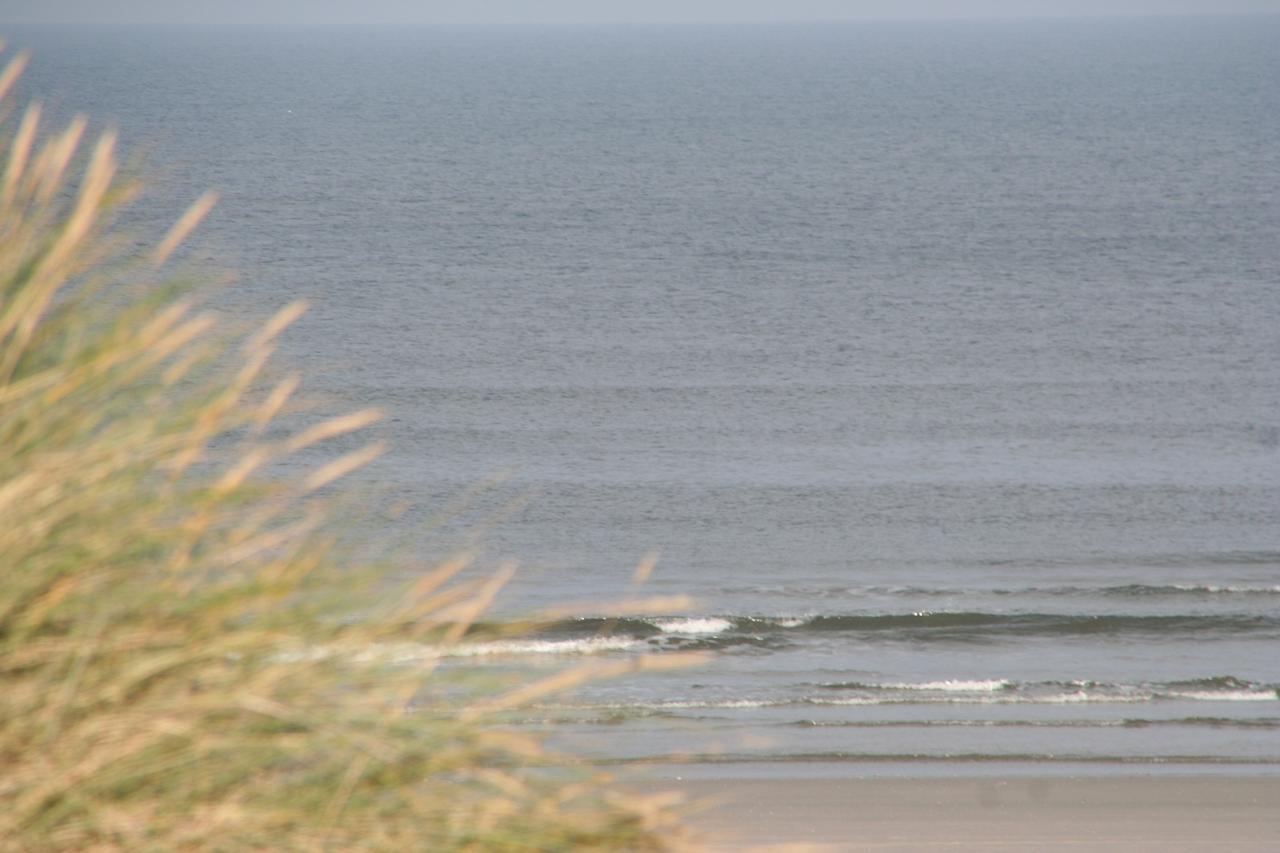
1172,584,1280,594
1034,692,1149,705
810,692,1150,706
648,699,785,710
880,679,1013,692
631,688,1280,712
275,636,642,665
847,689,1278,705
447,637,644,657
652,617,733,634
1166,689,1278,702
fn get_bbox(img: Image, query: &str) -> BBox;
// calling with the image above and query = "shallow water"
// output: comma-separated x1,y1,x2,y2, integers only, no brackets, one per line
14,16,1280,768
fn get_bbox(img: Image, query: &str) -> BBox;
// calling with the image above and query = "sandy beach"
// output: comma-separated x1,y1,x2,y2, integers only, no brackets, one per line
647,774,1280,851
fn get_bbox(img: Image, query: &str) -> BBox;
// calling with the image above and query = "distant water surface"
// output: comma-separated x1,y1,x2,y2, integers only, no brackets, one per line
14,17,1280,769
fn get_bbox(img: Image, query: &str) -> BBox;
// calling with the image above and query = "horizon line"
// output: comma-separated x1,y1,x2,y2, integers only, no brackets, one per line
3,11,1278,29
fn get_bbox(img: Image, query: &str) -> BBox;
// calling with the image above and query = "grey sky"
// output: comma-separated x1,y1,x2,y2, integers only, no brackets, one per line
2,1,1276,26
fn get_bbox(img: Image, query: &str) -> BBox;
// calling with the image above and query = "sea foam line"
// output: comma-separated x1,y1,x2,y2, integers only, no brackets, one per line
274,636,643,665
650,617,733,634
1164,690,1279,702
605,685,1279,712
877,679,1013,692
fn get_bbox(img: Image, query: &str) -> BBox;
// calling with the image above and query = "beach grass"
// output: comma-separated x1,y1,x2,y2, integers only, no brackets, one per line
0,45,695,851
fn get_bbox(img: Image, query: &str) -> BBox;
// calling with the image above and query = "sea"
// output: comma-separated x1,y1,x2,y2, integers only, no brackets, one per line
12,15,1280,775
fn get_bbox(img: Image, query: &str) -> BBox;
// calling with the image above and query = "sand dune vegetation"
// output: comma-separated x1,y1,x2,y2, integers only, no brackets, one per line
0,46,694,851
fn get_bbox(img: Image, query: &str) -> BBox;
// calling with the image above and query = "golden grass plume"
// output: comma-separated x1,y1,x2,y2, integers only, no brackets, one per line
0,46,698,851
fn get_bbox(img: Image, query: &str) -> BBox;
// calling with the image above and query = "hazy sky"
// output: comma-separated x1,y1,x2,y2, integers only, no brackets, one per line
3,0,1277,26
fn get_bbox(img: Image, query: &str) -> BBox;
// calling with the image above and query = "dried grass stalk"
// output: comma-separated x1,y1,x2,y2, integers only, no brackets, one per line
0,47,696,852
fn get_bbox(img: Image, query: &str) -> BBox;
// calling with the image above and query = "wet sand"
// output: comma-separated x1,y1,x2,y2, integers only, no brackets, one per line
650,774,1280,851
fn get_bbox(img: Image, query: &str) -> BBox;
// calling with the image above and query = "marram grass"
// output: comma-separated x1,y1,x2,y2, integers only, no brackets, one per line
0,46,698,851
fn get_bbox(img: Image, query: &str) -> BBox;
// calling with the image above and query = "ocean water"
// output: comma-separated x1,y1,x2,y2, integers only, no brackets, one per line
14,17,1280,771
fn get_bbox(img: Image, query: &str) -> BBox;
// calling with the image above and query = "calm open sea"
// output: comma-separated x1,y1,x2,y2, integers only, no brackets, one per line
14,16,1280,772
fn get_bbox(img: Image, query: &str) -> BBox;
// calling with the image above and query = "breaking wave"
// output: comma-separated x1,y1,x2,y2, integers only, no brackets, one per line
593,676,1279,711
525,610,1280,650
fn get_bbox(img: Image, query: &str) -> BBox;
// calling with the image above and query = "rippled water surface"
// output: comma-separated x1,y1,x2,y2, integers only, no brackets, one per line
15,16,1280,769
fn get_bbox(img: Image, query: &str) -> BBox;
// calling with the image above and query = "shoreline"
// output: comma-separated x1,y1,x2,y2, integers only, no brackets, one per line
628,771,1280,850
